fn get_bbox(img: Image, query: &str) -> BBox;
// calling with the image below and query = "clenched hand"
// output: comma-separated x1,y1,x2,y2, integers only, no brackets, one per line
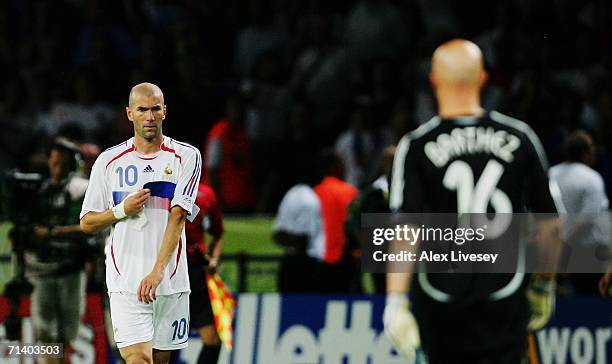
124,189,151,216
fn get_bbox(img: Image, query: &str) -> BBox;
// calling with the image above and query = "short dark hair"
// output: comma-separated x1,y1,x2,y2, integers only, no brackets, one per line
317,148,343,179
562,130,593,162
48,137,82,171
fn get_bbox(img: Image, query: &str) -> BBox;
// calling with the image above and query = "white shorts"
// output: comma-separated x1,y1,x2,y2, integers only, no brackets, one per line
109,291,190,350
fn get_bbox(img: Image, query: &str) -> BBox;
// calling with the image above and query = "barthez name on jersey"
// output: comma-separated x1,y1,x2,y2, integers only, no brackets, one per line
425,126,520,167
372,250,499,264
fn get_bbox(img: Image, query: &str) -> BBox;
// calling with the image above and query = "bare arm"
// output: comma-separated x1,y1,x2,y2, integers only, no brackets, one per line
205,194,225,271
387,272,413,294
525,217,564,331
383,231,421,360
153,206,188,274
33,224,90,240
138,205,188,303
80,189,151,233
534,217,564,280
53,224,88,236
80,210,118,234
386,235,418,294
207,234,224,271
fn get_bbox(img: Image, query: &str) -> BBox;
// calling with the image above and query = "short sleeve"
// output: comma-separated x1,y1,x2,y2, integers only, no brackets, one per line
389,135,424,213
274,186,318,235
171,148,202,215
583,175,609,213
80,155,109,219
274,188,301,233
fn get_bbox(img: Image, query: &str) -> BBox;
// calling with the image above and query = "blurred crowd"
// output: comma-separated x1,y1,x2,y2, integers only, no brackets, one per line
1,0,611,212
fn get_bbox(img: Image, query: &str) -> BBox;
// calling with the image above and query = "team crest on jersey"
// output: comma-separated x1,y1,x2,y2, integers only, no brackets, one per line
164,164,172,175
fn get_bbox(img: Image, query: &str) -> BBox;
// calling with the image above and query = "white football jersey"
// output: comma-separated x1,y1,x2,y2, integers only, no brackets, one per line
80,136,201,295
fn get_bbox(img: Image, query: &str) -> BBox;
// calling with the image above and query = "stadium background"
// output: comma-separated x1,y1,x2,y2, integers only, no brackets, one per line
0,0,610,363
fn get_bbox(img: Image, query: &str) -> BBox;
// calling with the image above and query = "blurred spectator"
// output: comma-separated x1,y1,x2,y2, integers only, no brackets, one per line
367,59,402,119
22,138,89,361
273,158,323,292
242,51,291,211
549,130,610,295
388,98,416,143
79,143,101,178
312,150,359,292
77,143,106,295
204,95,256,212
334,99,392,189
290,13,356,141
7,4,612,320
279,100,321,195
42,73,116,143
345,144,396,293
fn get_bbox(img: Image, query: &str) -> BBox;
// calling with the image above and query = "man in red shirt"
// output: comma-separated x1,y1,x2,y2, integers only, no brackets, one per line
184,180,225,364
204,96,256,212
313,150,359,292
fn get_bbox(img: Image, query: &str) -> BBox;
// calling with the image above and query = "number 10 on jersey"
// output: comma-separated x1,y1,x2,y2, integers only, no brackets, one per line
116,165,138,187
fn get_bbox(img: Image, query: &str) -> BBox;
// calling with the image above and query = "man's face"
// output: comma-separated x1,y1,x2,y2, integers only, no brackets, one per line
48,149,72,182
126,94,166,141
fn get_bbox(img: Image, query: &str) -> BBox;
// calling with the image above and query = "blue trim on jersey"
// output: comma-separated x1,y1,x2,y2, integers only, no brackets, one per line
112,191,131,205
189,153,201,196
182,152,200,196
143,181,176,199
193,156,201,196
187,153,201,197
173,140,196,151
166,138,201,197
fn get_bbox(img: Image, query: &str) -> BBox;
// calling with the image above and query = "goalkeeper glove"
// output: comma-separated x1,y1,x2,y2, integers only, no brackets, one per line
527,277,556,331
383,293,420,360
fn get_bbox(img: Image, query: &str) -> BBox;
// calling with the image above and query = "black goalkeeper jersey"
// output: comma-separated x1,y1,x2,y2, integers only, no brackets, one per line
389,110,561,303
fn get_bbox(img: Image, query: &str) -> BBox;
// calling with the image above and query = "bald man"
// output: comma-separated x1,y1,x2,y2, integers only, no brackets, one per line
80,83,202,364
383,40,563,363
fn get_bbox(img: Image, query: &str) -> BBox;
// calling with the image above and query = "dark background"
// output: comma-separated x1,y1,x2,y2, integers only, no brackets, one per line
0,0,611,211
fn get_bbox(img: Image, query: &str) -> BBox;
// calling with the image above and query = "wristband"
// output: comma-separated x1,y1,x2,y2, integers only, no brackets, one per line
112,203,127,220
386,292,408,308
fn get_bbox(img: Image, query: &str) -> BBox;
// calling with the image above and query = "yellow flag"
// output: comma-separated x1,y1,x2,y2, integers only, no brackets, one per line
206,274,236,351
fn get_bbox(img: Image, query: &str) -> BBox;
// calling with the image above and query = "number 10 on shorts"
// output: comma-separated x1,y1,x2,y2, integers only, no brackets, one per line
171,318,188,341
